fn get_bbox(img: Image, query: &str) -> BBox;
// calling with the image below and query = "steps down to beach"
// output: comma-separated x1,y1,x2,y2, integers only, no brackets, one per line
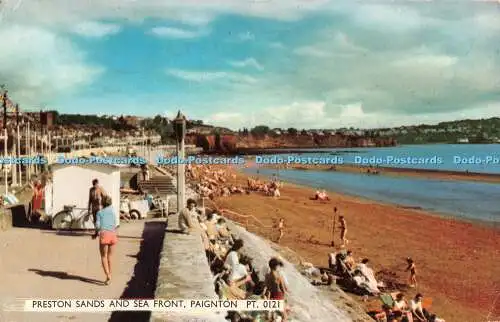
137,176,177,195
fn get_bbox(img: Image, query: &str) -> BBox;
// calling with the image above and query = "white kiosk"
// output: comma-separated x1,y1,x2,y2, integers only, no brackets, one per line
46,163,122,229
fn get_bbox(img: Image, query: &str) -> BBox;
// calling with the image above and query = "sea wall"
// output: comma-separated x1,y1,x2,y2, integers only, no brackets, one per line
150,188,226,322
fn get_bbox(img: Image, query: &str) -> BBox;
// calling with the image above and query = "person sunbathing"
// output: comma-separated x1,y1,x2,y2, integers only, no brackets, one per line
344,250,355,270
356,258,381,295
352,270,371,297
318,190,330,201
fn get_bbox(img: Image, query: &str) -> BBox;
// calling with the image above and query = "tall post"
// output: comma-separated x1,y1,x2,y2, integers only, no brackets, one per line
17,124,21,185
2,86,7,130
16,104,21,185
4,129,7,195
27,122,31,180
34,129,37,174
11,129,17,187
48,130,51,164
2,87,8,194
174,111,186,213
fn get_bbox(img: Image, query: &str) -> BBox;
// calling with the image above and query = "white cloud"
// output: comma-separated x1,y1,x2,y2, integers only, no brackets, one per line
228,58,263,71
238,32,255,41
71,21,121,37
0,0,335,28
205,99,500,130
166,69,257,84
269,42,285,49
0,25,103,106
293,46,329,57
150,26,208,39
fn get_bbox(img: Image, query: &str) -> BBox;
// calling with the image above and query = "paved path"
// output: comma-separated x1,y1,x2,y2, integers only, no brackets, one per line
0,219,166,322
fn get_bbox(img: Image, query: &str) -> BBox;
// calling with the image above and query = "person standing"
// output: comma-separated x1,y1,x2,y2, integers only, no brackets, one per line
178,198,196,234
263,257,288,321
406,257,418,288
339,215,348,246
276,218,285,243
88,179,107,236
141,164,150,181
92,195,117,285
30,180,44,217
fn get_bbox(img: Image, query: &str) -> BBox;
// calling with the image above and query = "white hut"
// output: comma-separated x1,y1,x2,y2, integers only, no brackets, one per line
45,163,122,229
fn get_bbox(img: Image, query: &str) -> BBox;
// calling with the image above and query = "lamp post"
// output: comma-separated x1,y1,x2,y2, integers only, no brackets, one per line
173,110,186,213
1,86,7,195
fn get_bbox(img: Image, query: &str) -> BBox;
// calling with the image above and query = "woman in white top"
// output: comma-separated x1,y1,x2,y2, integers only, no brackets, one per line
224,239,244,269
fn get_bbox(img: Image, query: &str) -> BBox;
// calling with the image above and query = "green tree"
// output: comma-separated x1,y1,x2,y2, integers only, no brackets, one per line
250,125,270,137
287,127,298,136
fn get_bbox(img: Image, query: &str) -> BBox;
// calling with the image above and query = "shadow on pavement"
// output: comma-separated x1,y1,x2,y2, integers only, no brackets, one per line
117,235,144,239
165,228,186,234
109,220,166,322
28,269,104,285
43,230,93,237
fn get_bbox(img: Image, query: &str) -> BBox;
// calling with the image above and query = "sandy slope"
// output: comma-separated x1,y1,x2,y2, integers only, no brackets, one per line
209,166,500,322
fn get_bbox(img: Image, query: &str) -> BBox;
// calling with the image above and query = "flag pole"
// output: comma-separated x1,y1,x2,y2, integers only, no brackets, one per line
331,207,337,247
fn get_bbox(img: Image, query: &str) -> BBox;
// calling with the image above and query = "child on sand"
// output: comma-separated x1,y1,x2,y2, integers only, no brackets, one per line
406,257,417,288
339,216,348,246
276,218,285,243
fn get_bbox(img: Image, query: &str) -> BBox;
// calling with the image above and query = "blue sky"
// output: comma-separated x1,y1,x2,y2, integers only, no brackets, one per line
0,1,499,129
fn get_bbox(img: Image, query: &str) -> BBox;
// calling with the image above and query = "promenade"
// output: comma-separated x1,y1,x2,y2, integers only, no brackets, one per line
0,219,166,322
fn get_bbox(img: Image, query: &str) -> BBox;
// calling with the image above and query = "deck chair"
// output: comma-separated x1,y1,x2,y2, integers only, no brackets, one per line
380,293,395,307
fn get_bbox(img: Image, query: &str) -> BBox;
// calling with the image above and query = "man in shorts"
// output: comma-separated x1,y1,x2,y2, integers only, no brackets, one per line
88,179,107,236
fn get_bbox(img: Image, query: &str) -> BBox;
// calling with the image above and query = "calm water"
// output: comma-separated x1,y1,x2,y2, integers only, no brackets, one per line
259,144,500,174
244,155,500,224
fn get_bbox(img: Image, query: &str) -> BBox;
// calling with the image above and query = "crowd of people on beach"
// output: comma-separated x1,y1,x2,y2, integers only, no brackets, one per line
177,198,288,322
181,164,447,322
187,164,282,200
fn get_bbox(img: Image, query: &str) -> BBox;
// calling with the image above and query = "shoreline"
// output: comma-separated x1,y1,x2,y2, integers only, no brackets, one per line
206,164,500,322
244,165,500,229
246,159,500,184
242,167,500,229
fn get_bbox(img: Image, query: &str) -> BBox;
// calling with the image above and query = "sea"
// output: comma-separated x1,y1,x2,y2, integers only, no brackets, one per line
243,144,500,225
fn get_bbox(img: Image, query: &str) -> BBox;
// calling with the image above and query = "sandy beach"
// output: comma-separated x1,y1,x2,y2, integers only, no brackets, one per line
206,165,500,322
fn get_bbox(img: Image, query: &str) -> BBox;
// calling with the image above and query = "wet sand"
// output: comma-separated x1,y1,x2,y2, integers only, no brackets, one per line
255,161,500,184
208,166,500,322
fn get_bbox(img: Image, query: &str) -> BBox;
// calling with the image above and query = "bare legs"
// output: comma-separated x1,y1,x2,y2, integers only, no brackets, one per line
409,274,417,288
99,244,114,284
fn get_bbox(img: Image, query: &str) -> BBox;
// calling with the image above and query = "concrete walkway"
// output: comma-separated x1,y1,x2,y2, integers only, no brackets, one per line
0,219,166,322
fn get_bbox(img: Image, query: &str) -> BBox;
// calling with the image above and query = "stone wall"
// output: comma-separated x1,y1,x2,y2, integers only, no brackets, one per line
150,204,226,322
